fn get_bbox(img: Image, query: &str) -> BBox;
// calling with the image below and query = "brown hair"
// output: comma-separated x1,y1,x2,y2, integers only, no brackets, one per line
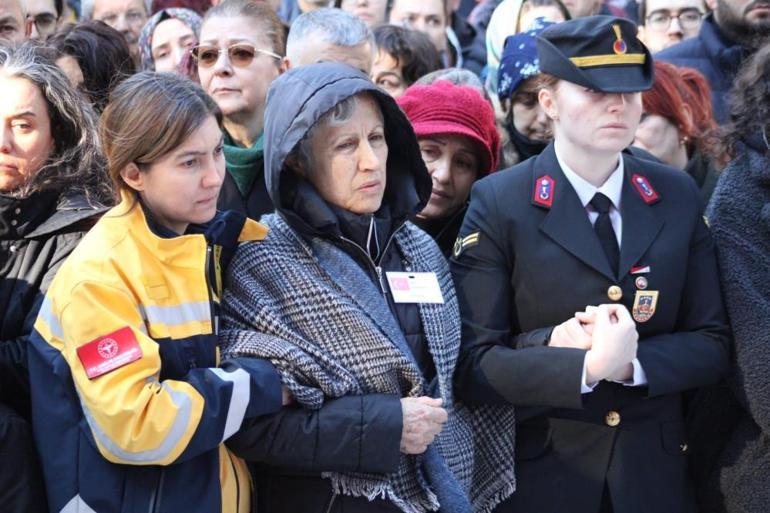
202,0,286,56
534,72,560,91
710,43,770,167
99,71,222,201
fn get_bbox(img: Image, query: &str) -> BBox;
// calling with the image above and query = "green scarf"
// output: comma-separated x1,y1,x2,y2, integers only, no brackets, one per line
223,131,264,198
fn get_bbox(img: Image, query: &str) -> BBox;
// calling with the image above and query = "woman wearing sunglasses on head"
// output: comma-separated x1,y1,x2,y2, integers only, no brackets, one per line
196,0,286,220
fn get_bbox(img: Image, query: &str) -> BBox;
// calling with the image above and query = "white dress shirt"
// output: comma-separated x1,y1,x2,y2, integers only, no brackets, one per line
554,141,647,393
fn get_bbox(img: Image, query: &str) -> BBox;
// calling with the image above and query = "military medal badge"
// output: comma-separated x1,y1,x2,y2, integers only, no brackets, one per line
632,290,658,323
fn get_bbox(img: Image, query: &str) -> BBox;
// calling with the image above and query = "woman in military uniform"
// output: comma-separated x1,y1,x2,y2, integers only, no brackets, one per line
451,15,730,513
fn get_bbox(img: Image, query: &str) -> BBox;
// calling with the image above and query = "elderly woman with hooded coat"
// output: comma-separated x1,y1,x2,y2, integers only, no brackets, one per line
220,62,515,513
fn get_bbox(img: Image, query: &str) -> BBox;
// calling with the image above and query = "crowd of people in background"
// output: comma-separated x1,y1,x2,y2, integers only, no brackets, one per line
2,0,770,511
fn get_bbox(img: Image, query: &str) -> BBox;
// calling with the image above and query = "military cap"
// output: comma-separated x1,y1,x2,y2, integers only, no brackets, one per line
536,15,654,93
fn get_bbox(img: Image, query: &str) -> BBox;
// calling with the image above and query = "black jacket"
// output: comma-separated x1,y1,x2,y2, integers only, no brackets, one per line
450,13,487,76
702,135,770,513
414,206,467,258
451,144,730,513
216,162,274,221
0,191,103,420
1,191,102,513
656,14,745,124
227,63,436,512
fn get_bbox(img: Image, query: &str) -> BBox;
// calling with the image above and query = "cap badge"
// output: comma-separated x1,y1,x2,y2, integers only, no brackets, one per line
612,24,627,55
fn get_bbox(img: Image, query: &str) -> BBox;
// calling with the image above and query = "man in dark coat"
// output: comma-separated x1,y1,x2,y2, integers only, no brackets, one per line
656,0,770,124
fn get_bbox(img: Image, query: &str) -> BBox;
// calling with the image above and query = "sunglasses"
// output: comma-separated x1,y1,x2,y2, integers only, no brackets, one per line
191,44,281,68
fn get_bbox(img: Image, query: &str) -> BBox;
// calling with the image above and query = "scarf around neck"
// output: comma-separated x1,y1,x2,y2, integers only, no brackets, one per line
224,131,265,198
221,215,516,513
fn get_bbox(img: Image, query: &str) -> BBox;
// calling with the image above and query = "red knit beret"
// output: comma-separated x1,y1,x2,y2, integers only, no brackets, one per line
397,80,501,175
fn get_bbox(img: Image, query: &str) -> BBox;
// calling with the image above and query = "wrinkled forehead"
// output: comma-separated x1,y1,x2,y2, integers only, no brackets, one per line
0,0,25,20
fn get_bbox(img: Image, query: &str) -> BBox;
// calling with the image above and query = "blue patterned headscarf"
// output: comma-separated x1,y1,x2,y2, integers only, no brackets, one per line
497,17,554,102
138,8,202,71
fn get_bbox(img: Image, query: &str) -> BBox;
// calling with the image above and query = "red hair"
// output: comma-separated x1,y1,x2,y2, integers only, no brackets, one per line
642,61,716,153
679,66,717,136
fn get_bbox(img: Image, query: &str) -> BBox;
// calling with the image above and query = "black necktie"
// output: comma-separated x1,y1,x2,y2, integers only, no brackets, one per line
590,192,619,276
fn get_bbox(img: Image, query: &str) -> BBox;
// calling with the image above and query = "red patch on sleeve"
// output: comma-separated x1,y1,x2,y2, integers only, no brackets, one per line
77,326,143,380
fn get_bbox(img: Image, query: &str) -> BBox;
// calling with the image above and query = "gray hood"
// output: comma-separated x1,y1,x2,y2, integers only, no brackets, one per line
263,62,432,238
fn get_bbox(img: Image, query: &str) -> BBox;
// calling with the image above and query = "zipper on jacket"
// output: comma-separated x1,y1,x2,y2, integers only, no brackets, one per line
205,245,219,335
338,221,406,297
148,469,165,513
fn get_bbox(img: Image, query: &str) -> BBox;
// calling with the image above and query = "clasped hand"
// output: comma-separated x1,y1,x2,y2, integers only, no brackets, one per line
549,304,639,384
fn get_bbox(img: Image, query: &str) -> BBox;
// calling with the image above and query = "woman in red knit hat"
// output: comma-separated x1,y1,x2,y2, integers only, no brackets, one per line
397,80,500,256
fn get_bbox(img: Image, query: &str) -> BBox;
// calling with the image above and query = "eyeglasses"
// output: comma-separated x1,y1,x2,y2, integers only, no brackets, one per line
191,44,281,68
646,8,703,31
27,12,58,37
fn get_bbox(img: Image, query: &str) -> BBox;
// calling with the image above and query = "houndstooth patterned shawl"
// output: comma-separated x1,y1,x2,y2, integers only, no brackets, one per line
221,214,515,513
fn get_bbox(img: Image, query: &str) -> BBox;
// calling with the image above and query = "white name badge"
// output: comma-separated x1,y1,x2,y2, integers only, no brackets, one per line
385,272,445,304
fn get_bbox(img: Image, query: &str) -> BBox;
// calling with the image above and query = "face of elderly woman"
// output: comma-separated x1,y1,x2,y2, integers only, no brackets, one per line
511,77,552,141
0,75,55,192
152,17,196,73
305,94,388,214
418,134,479,220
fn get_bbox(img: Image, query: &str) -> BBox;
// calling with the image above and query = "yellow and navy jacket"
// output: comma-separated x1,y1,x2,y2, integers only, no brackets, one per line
28,193,282,513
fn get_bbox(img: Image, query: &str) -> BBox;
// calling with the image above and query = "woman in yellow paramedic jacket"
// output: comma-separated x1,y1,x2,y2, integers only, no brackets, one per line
27,72,286,513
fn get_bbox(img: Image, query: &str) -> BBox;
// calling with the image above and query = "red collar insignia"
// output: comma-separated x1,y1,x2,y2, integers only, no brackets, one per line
631,174,660,204
533,174,555,209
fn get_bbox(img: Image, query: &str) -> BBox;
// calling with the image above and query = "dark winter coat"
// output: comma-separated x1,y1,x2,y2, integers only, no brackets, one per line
0,190,103,513
222,62,436,512
450,14,487,76
216,162,273,221
414,206,467,258
0,191,103,420
223,62,515,513
703,135,770,513
656,14,745,124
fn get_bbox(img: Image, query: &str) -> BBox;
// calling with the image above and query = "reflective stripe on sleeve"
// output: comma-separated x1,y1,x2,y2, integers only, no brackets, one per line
138,301,210,327
79,381,193,463
39,296,64,340
209,367,251,441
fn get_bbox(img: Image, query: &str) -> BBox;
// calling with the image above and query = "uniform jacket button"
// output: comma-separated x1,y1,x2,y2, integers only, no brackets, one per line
605,410,621,427
607,285,623,301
